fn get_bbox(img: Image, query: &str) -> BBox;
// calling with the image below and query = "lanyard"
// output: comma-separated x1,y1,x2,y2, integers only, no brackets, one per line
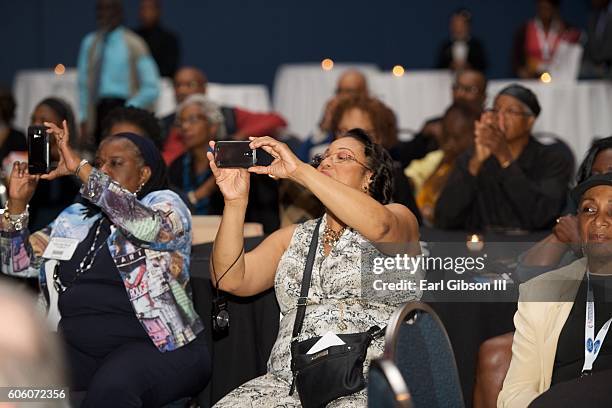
582,270,612,374
534,18,560,63
182,153,211,214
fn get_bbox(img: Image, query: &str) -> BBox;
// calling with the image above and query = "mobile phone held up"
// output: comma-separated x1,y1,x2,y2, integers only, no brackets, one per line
27,125,51,174
214,140,257,168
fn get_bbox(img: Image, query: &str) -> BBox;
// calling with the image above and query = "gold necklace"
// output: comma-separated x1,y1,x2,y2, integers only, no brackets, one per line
323,225,345,247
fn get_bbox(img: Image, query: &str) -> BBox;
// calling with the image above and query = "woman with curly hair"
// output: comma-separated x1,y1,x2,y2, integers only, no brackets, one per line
209,129,421,407
284,96,420,226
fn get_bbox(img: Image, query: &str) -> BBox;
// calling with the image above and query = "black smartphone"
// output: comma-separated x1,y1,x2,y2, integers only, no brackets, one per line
214,141,257,168
27,125,50,174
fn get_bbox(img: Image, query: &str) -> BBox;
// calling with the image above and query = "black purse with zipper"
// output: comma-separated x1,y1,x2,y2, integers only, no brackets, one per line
288,218,384,408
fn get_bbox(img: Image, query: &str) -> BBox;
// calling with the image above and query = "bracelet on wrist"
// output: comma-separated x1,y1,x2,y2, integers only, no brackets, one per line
3,201,28,231
75,159,89,177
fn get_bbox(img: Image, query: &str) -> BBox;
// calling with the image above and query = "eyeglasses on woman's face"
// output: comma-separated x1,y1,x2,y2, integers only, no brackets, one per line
311,149,371,170
176,114,207,128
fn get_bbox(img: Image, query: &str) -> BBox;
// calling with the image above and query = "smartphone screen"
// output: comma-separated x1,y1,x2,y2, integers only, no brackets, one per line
214,141,257,168
28,125,49,174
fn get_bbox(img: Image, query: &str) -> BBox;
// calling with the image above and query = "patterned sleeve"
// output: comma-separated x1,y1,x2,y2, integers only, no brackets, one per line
0,215,52,278
81,168,191,252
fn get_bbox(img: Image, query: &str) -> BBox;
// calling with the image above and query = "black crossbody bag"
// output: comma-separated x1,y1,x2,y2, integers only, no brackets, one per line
289,218,384,408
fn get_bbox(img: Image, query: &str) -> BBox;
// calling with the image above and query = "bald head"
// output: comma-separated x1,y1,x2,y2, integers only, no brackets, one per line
336,70,368,98
174,67,208,104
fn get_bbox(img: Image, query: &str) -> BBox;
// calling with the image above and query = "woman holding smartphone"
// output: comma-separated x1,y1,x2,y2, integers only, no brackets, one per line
210,129,421,407
28,97,81,231
1,121,210,407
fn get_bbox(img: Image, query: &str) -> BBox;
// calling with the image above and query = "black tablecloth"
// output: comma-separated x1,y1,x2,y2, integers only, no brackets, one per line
190,237,280,407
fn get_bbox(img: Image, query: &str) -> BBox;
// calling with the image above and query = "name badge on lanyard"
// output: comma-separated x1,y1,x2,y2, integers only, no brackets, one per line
42,237,80,261
534,19,560,63
582,270,612,375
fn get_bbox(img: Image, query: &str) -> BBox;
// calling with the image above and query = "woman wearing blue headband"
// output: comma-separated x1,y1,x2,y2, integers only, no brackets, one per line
0,122,210,407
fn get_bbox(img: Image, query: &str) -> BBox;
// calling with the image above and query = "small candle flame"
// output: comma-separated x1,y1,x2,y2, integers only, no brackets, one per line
470,234,480,243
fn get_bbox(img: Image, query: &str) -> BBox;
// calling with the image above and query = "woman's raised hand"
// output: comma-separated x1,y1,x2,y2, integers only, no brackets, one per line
41,120,82,180
207,141,250,203
247,136,302,180
7,162,39,212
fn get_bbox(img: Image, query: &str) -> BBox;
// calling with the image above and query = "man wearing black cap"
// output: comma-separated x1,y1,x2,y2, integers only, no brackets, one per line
499,173,612,407
435,84,573,231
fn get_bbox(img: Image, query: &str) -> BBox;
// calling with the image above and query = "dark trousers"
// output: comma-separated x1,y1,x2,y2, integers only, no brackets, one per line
65,334,211,408
530,368,612,407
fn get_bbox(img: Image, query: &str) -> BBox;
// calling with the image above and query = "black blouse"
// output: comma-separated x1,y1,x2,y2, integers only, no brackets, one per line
552,274,612,385
57,217,148,358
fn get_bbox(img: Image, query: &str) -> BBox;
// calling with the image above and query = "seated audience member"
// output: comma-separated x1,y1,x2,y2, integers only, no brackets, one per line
435,84,573,232
396,69,486,169
135,0,180,78
406,102,480,225
297,69,369,162
512,0,581,78
0,282,65,401
436,8,487,72
168,94,224,215
100,105,163,148
473,138,607,408
580,0,612,79
28,98,81,231
329,97,421,220
517,136,612,282
452,69,487,111
0,86,27,166
498,173,612,407
395,117,444,170
0,123,210,407
208,130,421,406
77,0,160,146
281,96,421,226
162,66,286,165
169,94,280,231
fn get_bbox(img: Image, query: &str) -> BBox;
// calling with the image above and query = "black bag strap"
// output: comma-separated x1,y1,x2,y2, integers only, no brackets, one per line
291,217,323,342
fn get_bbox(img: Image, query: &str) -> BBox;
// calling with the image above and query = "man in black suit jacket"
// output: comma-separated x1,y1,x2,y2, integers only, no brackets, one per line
436,9,487,72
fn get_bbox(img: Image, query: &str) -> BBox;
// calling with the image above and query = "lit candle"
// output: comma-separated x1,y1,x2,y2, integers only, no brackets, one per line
467,234,484,252
54,64,66,75
392,65,405,77
540,72,552,84
321,58,334,71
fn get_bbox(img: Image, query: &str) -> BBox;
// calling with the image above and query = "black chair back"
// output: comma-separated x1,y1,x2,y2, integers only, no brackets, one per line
384,301,464,408
367,358,413,408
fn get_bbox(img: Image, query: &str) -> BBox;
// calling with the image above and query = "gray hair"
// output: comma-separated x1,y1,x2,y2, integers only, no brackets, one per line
177,93,227,140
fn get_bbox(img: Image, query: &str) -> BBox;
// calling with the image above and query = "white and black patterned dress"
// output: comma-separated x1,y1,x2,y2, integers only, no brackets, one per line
214,217,421,407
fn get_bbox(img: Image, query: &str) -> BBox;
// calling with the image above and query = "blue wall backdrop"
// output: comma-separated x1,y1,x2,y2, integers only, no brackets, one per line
0,0,591,90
